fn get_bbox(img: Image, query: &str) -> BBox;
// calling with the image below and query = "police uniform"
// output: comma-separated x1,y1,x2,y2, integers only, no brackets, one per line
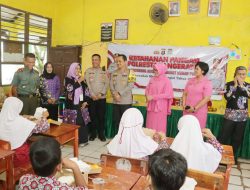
11,66,39,115
110,69,136,130
85,67,109,140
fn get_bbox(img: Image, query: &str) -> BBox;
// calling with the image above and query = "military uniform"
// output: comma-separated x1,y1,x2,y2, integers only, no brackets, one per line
85,67,109,140
110,69,136,130
11,67,39,115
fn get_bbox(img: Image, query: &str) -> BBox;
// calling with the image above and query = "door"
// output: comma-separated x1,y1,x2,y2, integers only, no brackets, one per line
48,46,82,94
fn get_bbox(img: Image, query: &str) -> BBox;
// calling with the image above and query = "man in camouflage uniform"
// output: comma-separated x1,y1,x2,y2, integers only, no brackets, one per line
11,53,39,115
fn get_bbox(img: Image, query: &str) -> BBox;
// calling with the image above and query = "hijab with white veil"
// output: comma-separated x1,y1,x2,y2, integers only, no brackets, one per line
170,115,221,173
107,108,158,159
0,97,36,150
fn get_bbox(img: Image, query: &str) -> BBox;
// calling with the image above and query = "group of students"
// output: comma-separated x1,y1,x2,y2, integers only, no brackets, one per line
16,135,186,190
17,136,188,190
17,108,222,190
107,108,222,173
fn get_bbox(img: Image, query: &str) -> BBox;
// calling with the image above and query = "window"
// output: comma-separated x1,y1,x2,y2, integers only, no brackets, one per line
0,5,52,85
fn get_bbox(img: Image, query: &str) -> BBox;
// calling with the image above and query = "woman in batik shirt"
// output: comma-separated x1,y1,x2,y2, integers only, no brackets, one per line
219,66,250,160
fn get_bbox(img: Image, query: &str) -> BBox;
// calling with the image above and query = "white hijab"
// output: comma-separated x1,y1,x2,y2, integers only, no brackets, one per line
170,115,221,173
107,108,158,159
0,97,36,150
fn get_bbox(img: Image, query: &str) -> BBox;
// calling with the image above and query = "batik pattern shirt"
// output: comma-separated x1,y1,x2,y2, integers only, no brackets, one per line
19,174,88,190
224,81,250,122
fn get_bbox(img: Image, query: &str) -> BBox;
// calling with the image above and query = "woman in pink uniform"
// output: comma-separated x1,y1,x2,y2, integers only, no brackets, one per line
146,63,174,134
182,62,212,129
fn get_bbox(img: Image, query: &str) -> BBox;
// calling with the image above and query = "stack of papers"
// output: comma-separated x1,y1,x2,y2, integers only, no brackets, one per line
67,158,91,173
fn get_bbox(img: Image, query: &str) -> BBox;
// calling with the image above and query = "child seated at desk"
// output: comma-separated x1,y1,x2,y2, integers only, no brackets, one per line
171,115,223,173
19,137,88,190
148,149,188,190
0,97,49,167
107,108,169,159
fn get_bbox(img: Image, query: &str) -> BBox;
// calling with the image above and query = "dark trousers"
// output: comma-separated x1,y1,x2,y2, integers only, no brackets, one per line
75,106,88,144
218,118,247,159
19,96,38,115
41,103,58,121
89,99,106,138
112,104,132,130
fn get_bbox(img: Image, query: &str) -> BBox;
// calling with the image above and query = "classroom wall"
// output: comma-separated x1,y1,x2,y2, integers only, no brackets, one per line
52,0,250,107
52,0,250,76
0,0,56,18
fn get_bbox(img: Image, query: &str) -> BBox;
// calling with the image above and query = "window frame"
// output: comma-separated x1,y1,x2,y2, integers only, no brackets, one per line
0,4,52,85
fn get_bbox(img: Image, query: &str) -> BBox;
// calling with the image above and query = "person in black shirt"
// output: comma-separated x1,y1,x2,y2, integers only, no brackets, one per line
219,66,250,161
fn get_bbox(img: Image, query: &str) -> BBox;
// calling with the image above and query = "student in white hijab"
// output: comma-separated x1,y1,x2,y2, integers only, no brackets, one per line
170,115,222,173
0,97,49,167
107,108,159,159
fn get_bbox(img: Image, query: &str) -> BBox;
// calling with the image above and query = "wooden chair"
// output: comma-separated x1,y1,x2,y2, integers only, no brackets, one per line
100,154,148,175
215,163,232,190
187,168,224,190
0,139,33,190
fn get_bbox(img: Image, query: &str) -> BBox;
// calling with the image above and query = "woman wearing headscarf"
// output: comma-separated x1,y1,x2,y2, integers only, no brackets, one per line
40,62,61,121
107,108,169,159
171,115,222,173
145,63,174,134
219,66,250,161
0,97,49,167
64,63,91,147
183,62,212,129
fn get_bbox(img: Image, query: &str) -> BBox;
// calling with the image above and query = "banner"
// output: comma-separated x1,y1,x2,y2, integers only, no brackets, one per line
108,44,230,100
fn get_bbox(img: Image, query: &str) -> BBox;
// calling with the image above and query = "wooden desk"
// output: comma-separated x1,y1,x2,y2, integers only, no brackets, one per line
221,145,234,165
30,123,80,157
88,167,141,190
0,149,14,190
132,176,211,190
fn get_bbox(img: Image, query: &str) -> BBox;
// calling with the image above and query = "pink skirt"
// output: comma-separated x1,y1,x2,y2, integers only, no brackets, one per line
146,111,167,134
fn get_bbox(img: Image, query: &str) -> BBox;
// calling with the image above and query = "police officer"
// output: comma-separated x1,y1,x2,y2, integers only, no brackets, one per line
110,54,136,131
85,54,109,141
11,53,39,115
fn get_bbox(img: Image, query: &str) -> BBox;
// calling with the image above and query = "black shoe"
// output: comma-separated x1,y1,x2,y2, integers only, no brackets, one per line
99,136,106,142
89,136,96,141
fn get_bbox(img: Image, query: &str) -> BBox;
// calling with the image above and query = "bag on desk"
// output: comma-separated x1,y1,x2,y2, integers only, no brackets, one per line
81,108,91,125
63,109,77,124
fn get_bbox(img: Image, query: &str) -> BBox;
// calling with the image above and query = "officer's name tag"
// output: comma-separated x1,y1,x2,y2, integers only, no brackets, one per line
80,94,84,101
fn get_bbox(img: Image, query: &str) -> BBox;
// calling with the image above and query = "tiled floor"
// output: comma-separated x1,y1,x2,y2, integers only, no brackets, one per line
229,158,250,190
61,139,250,189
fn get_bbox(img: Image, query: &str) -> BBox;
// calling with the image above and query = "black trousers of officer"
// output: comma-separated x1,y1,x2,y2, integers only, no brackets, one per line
89,99,106,138
112,104,132,132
